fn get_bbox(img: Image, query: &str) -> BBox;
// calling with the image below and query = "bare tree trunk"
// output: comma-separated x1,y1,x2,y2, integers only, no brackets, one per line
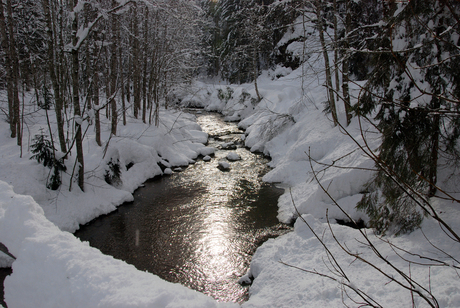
94,58,101,146
141,6,149,124
253,47,261,101
71,0,84,191
0,0,15,138
132,4,141,119
43,0,67,153
126,50,131,117
110,0,118,136
120,45,126,126
342,0,352,126
6,0,20,144
429,112,440,197
316,0,337,126
333,0,340,101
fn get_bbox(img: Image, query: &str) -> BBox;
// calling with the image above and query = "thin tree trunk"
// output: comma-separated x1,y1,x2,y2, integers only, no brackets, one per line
342,0,352,126
94,57,101,146
428,44,444,197
429,111,440,197
0,0,15,138
333,0,340,102
6,0,20,143
71,0,84,192
253,47,261,101
132,4,141,119
141,7,149,124
316,0,337,126
119,39,126,126
43,0,67,153
126,48,131,115
110,0,118,136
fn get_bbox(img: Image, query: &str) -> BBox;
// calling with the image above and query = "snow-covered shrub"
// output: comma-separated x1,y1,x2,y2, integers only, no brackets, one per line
259,113,295,143
356,0,460,235
104,158,122,187
30,131,67,190
217,87,234,103
238,90,251,105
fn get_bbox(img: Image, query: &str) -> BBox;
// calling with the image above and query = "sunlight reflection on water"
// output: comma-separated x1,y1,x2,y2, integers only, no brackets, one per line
74,112,289,303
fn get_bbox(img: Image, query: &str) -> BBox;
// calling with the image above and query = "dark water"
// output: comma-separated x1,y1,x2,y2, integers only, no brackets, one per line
74,112,288,303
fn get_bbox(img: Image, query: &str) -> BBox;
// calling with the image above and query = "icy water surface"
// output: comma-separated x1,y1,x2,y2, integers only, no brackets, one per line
74,111,288,303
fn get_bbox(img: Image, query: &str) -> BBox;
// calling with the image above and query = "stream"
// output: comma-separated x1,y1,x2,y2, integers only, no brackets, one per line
1,111,288,305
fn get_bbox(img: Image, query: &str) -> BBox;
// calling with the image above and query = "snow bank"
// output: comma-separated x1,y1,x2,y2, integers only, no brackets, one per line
0,181,236,308
194,64,375,226
193,56,460,306
0,109,213,233
1,38,460,306
242,213,460,308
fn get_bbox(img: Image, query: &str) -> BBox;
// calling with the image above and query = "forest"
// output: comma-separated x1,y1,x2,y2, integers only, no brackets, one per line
3,0,458,234
1,0,460,307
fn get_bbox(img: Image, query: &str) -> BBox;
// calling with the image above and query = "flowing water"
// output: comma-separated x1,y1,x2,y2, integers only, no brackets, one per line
73,111,288,303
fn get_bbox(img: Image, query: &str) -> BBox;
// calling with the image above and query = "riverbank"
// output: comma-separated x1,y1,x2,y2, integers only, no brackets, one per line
0,107,234,307
73,111,287,303
1,61,460,307
0,108,215,234
183,66,460,307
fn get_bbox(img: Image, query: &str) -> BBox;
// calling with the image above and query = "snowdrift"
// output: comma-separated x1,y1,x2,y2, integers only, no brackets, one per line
0,181,236,308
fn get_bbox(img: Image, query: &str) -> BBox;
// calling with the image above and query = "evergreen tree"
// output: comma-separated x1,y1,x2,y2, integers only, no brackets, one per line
357,0,460,235
30,130,67,190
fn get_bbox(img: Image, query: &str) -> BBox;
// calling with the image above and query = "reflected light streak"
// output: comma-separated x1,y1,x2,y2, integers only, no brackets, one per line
74,112,286,304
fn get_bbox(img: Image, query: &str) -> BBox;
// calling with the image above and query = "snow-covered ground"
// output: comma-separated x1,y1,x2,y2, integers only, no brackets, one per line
1,57,460,307
184,65,460,307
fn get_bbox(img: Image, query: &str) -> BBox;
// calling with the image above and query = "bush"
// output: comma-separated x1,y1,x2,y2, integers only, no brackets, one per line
217,87,234,103
104,158,122,186
30,131,66,190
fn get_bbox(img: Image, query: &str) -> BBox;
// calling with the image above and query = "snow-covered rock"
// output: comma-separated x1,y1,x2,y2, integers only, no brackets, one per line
220,142,236,150
217,161,231,171
200,147,215,156
226,152,241,161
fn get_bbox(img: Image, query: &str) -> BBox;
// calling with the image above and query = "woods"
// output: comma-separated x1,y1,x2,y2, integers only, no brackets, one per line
203,0,460,235
1,1,460,307
0,0,202,191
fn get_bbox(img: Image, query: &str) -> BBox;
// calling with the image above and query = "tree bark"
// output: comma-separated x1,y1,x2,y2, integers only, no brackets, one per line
120,43,126,126
110,0,118,136
333,0,340,102
132,4,141,119
71,0,85,191
342,0,352,126
94,53,101,146
42,0,67,153
253,47,261,101
0,0,15,138
6,0,20,145
141,7,149,124
316,0,337,126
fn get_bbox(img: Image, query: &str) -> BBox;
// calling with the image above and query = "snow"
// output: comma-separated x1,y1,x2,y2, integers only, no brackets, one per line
226,152,241,161
2,42,460,308
218,161,231,170
180,59,460,306
0,182,236,308
0,109,214,234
